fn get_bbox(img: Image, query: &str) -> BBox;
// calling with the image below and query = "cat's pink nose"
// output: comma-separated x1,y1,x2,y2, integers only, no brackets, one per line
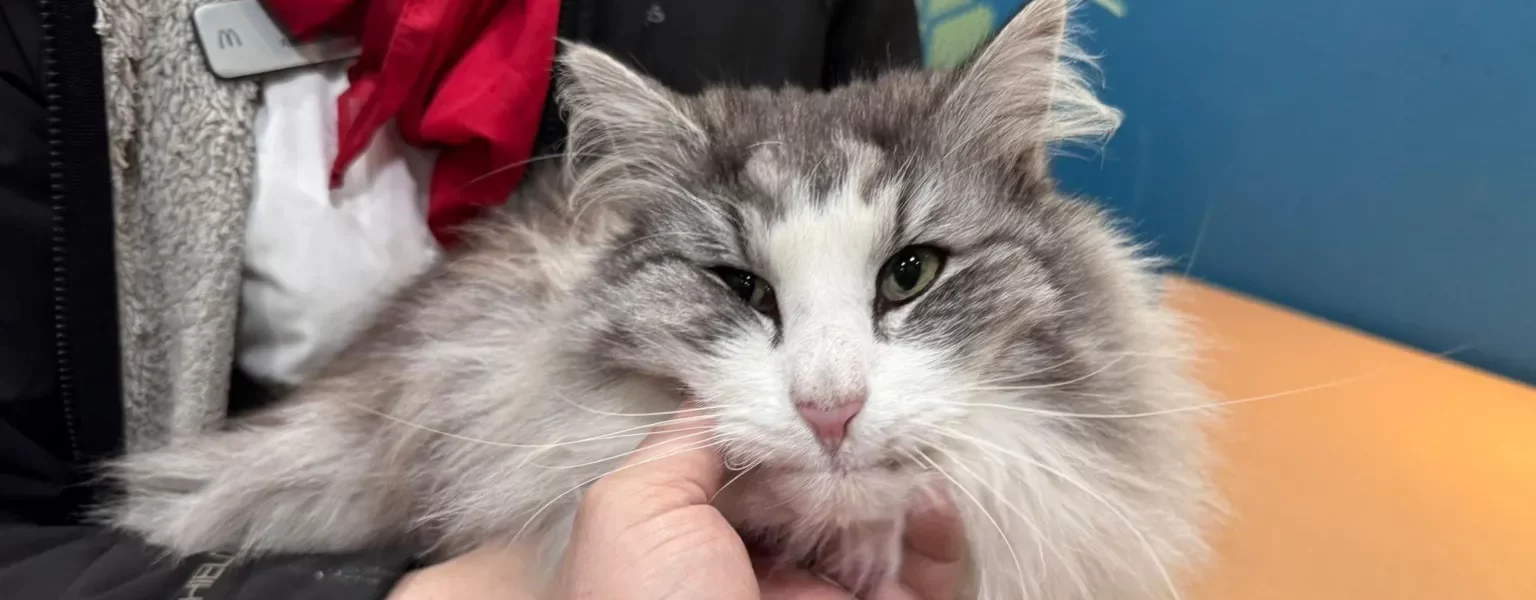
795,397,864,452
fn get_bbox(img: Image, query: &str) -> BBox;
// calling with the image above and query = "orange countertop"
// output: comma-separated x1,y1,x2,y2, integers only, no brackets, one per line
1167,278,1536,599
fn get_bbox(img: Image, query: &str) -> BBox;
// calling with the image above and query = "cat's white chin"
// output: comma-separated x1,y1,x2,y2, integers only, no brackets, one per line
716,461,930,529
712,464,927,594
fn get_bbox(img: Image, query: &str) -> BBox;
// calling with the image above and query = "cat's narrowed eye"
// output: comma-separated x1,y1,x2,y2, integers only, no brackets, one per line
877,246,946,305
710,267,778,315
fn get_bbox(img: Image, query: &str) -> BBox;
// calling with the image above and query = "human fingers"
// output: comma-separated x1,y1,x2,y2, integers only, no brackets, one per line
557,408,756,600
581,405,728,512
386,543,540,600
872,487,967,600
757,566,852,600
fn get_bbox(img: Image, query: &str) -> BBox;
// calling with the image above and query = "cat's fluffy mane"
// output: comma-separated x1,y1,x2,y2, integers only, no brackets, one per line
100,1,1219,598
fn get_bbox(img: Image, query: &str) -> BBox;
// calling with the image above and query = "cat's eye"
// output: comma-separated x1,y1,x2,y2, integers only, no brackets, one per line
710,267,778,315
878,246,946,305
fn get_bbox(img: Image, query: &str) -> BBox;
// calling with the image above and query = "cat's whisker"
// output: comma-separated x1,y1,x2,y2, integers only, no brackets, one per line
961,349,1185,390
958,353,1132,394
962,357,1084,389
940,431,1091,529
550,391,724,418
934,431,1113,595
516,425,713,462
530,431,722,470
1182,197,1215,276
334,399,716,450
709,460,759,503
611,229,722,254
917,453,1029,600
510,435,730,544
946,340,1483,421
946,366,1434,421
548,414,716,445
337,400,575,449
759,474,819,511
450,152,588,196
723,450,756,471
929,445,1093,600
934,429,1182,600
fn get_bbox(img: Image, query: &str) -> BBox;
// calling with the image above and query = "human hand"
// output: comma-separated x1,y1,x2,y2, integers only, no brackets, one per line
754,495,968,600
551,410,759,599
390,410,967,599
557,409,968,599
384,542,539,600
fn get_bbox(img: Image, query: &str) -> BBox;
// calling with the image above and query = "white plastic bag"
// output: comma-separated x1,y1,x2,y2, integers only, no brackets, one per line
238,63,441,388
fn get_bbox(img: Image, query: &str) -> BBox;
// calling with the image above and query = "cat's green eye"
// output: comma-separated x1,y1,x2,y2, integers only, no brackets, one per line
878,246,945,305
711,267,778,315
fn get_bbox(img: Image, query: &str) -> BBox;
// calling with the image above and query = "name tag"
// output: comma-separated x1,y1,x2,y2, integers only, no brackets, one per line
192,0,360,79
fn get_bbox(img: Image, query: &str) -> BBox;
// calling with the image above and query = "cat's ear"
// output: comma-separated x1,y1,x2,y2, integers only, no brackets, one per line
556,43,705,158
936,0,1121,173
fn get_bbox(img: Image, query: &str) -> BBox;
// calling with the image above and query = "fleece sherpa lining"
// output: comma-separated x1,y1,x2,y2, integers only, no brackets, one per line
96,0,256,450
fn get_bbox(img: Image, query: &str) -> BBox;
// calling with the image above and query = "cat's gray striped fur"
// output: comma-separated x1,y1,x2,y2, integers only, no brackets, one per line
102,1,1218,597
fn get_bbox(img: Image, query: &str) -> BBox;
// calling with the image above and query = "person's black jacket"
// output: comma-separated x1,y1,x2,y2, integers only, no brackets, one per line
0,0,921,598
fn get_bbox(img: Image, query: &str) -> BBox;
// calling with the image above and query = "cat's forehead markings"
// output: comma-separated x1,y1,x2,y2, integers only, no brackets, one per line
740,135,888,206
756,137,895,291
743,144,794,200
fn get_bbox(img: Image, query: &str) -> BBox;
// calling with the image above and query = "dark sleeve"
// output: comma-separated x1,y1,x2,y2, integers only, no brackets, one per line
0,525,418,600
823,0,925,87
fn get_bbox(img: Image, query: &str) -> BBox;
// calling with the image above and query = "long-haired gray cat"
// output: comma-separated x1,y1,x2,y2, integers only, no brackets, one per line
103,1,1218,597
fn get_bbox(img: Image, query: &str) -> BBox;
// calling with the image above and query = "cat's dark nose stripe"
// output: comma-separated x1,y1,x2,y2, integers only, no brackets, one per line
795,397,864,452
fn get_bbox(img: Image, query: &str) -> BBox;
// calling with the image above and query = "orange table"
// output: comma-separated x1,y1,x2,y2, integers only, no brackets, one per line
1167,279,1536,599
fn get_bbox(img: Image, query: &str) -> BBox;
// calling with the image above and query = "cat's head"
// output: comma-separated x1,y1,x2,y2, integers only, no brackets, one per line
560,0,1209,548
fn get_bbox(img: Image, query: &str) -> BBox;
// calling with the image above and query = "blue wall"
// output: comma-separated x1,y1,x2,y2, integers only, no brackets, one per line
1042,1,1536,384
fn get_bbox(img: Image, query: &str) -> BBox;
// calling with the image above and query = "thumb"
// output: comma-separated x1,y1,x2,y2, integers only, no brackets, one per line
583,407,727,514
559,409,756,600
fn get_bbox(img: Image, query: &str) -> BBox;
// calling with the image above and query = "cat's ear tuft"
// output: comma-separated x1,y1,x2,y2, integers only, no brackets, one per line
937,0,1122,173
556,43,705,157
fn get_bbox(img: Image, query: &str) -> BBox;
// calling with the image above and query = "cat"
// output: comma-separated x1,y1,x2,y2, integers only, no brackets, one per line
101,0,1218,597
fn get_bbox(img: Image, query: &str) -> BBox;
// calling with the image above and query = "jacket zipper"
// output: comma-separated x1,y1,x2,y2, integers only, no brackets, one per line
38,0,82,463
38,0,124,476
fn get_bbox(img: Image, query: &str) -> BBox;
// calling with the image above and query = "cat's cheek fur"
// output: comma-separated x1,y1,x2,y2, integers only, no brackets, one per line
578,258,762,380
862,342,969,458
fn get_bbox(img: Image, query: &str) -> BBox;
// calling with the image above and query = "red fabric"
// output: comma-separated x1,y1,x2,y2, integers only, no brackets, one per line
263,0,560,246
